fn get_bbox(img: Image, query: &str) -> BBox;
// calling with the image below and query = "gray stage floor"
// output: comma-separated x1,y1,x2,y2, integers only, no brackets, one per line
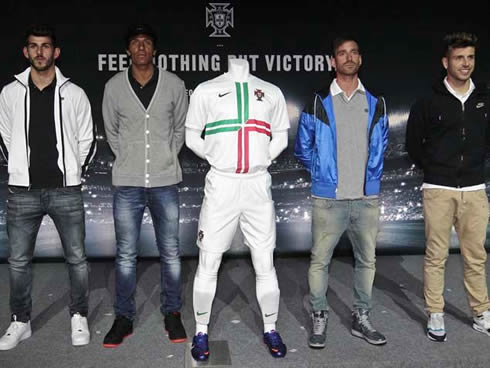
1,254,490,368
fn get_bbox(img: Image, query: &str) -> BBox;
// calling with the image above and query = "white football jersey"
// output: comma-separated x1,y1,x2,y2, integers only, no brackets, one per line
186,70,290,174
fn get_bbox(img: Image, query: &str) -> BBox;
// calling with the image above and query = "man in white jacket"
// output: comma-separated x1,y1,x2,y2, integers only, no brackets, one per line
0,24,96,350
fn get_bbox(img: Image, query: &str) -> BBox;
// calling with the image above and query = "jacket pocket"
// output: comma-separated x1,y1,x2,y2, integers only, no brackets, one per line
311,149,319,180
151,140,174,174
114,140,145,176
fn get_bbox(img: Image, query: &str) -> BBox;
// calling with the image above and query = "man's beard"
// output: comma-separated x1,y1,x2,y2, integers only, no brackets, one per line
29,55,54,72
340,62,359,75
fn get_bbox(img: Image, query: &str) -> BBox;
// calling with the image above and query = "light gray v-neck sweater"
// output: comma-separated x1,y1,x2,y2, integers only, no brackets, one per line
332,91,369,199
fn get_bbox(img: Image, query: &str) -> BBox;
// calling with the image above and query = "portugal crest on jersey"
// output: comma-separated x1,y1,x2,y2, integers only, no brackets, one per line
254,89,265,102
206,3,234,38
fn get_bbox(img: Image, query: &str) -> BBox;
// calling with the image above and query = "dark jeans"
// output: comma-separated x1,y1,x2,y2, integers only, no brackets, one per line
113,185,182,319
7,186,88,322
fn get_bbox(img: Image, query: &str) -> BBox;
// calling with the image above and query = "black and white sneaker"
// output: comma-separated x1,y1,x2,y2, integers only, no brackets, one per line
351,309,387,345
309,310,328,349
473,310,490,337
427,312,447,342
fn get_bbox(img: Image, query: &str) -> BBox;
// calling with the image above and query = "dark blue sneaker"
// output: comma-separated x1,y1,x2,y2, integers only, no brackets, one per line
191,333,209,361
263,330,286,358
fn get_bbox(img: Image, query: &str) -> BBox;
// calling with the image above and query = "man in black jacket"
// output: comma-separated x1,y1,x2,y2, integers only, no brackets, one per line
406,32,490,342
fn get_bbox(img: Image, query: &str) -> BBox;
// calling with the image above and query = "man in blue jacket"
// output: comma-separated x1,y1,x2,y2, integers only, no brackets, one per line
294,36,389,348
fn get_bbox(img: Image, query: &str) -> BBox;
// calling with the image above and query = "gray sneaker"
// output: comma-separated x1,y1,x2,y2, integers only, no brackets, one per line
351,309,387,345
308,310,328,348
427,312,447,342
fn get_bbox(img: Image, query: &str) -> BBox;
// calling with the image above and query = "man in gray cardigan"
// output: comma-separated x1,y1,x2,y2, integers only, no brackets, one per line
102,24,188,347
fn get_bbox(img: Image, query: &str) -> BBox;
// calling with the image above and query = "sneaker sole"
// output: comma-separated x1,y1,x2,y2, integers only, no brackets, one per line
263,343,287,358
103,333,133,348
351,329,387,345
473,323,490,336
308,342,326,349
165,330,187,343
192,353,209,361
427,331,447,342
308,336,326,349
0,330,32,351
170,337,187,343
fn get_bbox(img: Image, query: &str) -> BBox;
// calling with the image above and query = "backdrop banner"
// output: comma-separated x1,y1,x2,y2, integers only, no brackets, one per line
0,3,488,258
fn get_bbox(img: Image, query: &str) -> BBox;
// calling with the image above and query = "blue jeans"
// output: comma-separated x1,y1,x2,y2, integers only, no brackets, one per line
309,197,379,312
113,185,182,319
7,186,88,322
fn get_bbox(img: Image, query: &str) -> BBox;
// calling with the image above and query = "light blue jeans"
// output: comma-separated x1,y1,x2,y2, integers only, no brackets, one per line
309,197,379,312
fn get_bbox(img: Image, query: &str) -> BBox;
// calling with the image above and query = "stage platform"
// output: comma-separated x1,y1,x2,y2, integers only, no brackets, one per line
1,254,489,368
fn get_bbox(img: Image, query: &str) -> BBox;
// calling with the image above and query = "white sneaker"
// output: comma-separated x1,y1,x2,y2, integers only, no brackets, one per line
427,312,447,342
71,313,90,346
0,317,32,350
473,310,490,336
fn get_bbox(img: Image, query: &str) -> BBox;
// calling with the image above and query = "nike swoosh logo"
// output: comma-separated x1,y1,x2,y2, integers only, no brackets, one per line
219,92,231,98
197,311,208,316
265,313,277,318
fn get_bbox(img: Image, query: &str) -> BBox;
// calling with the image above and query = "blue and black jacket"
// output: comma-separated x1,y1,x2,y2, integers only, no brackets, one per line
294,84,389,198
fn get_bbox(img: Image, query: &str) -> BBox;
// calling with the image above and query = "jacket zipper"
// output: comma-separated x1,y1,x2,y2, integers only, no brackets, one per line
23,85,31,190
458,100,466,188
58,83,69,187
364,96,385,195
18,77,71,188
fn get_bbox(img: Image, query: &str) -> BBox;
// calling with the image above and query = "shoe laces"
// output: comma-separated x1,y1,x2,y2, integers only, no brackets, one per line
312,312,327,335
193,333,208,347
266,331,283,347
479,310,490,323
357,312,376,333
6,321,24,335
475,310,490,327
113,316,131,334
72,313,84,332
166,312,182,326
429,313,445,330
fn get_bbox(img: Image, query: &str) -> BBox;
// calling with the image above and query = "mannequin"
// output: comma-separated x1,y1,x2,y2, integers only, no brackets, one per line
185,57,289,361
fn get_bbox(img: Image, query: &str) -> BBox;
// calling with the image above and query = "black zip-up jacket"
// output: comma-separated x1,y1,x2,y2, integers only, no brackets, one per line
406,80,490,187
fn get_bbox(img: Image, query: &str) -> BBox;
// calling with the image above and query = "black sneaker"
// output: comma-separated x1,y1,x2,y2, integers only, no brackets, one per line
309,310,328,349
103,316,133,348
351,309,386,345
164,312,187,343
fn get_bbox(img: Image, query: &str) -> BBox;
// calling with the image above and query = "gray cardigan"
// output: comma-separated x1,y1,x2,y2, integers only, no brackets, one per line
102,67,188,187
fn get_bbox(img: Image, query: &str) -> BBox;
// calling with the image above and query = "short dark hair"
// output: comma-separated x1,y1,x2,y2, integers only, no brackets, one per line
125,24,157,48
442,32,478,57
332,35,360,55
25,24,57,47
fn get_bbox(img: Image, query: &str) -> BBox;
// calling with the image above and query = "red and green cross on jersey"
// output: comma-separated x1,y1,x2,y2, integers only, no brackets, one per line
204,82,271,174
